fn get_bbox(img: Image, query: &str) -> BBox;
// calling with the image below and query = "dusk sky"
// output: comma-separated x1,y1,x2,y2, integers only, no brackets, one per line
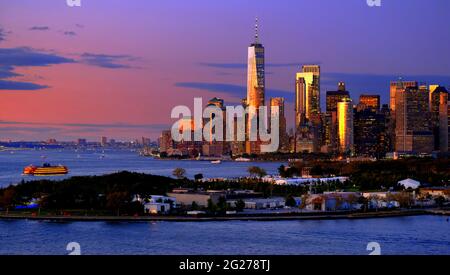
1,0,450,141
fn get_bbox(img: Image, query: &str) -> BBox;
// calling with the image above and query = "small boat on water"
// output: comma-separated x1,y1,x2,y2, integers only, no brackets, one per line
23,163,69,176
235,157,251,162
211,160,221,164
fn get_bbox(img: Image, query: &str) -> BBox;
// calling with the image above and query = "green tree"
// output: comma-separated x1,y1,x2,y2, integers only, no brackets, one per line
285,195,297,207
172,168,186,179
207,199,217,213
247,166,267,178
217,196,228,213
235,199,245,212
191,201,199,210
194,173,204,181
434,196,445,207
106,191,130,216
278,165,288,178
0,188,16,214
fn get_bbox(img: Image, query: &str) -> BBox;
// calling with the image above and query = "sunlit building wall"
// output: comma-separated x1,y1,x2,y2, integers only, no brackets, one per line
245,19,265,154
337,99,354,154
295,65,320,128
390,80,418,113
159,130,173,153
325,83,350,152
359,94,380,111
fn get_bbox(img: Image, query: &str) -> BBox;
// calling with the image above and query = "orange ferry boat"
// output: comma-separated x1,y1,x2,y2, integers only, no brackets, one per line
23,163,69,176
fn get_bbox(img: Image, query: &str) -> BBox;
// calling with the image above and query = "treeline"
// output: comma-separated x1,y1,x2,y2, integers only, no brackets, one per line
185,179,308,198
281,158,450,190
1,158,448,214
0,171,183,213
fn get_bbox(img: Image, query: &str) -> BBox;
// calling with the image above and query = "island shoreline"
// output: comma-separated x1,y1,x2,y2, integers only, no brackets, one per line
1,209,448,223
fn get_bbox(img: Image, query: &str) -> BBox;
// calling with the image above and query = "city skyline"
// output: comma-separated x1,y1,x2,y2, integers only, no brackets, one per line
1,0,450,141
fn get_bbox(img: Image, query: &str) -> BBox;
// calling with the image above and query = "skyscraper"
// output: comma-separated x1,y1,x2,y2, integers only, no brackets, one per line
202,97,227,157
429,85,448,152
295,65,320,127
326,90,350,113
270,97,288,152
159,130,173,154
337,81,346,92
337,98,354,154
101,136,108,147
294,113,315,153
448,97,450,151
324,83,350,152
390,80,418,113
246,18,265,154
354,108,387,157
395,85,433,154
389,80,419,153
358,94,380,111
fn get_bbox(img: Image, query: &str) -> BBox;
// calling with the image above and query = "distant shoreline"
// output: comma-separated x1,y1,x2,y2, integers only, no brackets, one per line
1,209,448,223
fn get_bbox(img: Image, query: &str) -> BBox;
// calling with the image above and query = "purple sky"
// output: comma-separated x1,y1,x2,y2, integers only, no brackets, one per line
0,0,449,141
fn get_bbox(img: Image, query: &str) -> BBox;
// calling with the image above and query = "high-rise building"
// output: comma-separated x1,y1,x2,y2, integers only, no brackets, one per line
337,81,346,92
354,108,387,157
326,90,350,113
429,85,448,152
324,83,350,152
77,139,87,146
295,65,320,127
358,94,380,112
270,97,288,152
159,130,173,154
389,80,419,153
204,97,225,143
390,80,418,113
294,114,316,153
380,104,394,153
141,137,151,147
448,98,450,151
395,85,433,154
172,117,203,156
245,18,265,155
101,136,108,147
46,138,57,145
202,97,228,157
337,98,354,154
230,99,247,156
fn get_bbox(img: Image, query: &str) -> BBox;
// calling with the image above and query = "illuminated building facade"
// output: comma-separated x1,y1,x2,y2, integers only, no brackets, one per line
358,94,380,111
337,98,354,154
159,130,173,153
395,85,433,154
295,65,321,127
324,83,350,152
390,80,418,113
246,18,265,154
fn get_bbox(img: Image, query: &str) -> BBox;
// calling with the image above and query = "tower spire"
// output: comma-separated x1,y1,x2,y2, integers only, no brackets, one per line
255,17,259,44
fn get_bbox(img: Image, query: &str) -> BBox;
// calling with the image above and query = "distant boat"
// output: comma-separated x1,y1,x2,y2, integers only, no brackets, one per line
23,163,69,176
211,160,221,164
235,157,251,162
